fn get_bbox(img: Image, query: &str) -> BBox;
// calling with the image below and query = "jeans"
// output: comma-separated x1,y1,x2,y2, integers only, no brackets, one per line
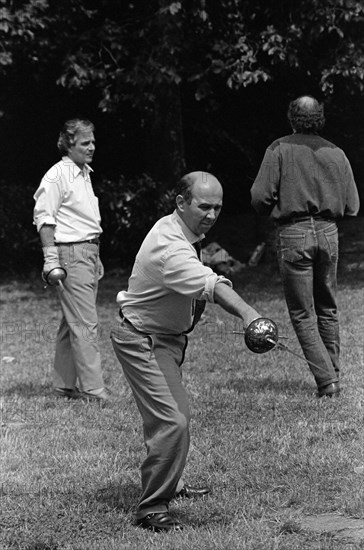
277,218,339,389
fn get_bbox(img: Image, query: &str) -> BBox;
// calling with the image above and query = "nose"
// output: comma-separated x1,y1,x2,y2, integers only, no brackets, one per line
206,208,216,220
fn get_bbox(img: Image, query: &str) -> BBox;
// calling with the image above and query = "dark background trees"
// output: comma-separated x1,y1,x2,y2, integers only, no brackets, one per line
1,0,363,272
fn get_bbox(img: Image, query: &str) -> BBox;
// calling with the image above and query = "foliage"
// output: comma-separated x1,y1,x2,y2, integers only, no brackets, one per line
95,173,175,265
2,0,364,108
0,182,42,274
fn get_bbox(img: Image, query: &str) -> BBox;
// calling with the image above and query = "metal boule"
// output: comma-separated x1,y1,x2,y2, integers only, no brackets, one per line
43,267,67,286
244,317,278,354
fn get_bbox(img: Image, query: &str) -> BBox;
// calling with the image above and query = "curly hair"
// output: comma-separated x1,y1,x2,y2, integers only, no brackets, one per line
57,119,95,155
287,96,325,133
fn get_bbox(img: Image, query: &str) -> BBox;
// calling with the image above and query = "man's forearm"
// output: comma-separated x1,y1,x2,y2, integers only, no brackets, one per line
39,224,56,247
213,282,260,329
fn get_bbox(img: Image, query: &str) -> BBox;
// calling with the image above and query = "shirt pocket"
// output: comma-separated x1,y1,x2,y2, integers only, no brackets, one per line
277,232,306,263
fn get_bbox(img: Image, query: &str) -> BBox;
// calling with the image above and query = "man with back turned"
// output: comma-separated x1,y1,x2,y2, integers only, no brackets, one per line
251,95,360,398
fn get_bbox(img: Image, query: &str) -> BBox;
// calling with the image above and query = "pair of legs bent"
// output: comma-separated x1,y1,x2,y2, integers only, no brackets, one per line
111,316,190,519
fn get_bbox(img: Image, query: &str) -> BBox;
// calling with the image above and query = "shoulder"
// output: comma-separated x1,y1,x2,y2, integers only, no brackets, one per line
39,160,63,187
42,159,68,182
267,135,292,151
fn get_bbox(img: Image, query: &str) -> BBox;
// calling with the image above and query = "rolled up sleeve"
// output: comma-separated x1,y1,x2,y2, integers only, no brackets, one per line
33,169,62,231
202,273,232,303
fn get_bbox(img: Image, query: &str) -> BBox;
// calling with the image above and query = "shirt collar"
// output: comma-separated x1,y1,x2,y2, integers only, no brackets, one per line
172,210,205,245
62,156,93,176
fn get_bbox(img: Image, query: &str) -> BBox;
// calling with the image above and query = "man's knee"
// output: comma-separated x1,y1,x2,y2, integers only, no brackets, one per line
171,409,190,434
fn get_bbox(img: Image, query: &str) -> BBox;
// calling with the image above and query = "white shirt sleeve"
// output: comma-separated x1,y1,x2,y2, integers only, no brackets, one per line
33,166,63,231
162,244,232,303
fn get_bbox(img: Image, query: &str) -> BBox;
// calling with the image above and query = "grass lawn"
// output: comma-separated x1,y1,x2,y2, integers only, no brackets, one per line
1,216,364,550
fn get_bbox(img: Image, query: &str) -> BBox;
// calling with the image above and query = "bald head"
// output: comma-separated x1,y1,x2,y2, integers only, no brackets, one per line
175,171,222,203
297,95,318,110
287,95,325,133
175,171,223,236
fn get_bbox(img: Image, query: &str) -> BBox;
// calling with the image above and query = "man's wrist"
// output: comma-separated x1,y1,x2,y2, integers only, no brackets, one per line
42,245,59,262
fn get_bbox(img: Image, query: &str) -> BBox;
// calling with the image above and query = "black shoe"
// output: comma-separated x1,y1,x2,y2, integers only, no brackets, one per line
54,387,81,399
81,388,113,405
318,382,340,398
136,512,183,532
175,484,210,499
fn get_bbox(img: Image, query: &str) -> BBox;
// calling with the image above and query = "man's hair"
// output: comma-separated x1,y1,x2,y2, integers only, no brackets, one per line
287,96,325,133
57,119,95,155
174,173,195,204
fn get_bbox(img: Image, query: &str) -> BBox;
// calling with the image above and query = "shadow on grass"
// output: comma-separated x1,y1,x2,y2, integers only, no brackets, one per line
222,376,313,395
94,480,140,513
22,543,59,550
2,381,52,398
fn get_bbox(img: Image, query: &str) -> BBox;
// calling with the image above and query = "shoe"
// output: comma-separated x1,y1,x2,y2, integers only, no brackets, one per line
54,387,81,399
318,382,341,398
175,484,210,499
81,388,112,405
136,511,183,532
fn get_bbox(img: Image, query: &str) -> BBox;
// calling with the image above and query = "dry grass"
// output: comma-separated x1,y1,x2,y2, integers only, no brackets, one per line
1,216,364,550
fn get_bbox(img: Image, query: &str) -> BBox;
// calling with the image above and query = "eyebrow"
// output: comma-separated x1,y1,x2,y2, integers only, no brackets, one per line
198,201,222,207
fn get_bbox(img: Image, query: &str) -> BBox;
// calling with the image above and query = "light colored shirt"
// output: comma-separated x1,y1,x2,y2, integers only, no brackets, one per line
33,156,102,242
117,211,232,334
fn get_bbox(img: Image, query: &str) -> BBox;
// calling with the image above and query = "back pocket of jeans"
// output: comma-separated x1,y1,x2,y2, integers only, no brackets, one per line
278,233,305,262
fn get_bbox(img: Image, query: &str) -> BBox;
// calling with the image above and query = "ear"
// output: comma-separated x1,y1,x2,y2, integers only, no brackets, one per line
176,194,185,212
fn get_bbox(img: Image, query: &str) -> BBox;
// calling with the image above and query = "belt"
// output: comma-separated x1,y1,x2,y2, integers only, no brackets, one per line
56,238,100,245
277,215,334,226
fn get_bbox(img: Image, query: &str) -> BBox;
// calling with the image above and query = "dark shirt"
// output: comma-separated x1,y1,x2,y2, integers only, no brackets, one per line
251,133,360,222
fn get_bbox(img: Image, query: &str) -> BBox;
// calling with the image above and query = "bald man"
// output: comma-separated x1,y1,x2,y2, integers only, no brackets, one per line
251,95,360,398
111,171,261,531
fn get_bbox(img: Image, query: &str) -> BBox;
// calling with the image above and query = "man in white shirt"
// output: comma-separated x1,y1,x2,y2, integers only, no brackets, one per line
111,171,261,532
33,119,108,403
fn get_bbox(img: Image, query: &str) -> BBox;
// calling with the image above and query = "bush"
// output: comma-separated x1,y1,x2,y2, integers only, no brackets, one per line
95,173,175,267
0,182,42,276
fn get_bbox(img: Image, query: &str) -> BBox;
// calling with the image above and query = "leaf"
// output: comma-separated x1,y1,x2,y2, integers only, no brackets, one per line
168,2,182,15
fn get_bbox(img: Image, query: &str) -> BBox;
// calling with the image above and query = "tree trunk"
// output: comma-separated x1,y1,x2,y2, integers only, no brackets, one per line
146,84,186,187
